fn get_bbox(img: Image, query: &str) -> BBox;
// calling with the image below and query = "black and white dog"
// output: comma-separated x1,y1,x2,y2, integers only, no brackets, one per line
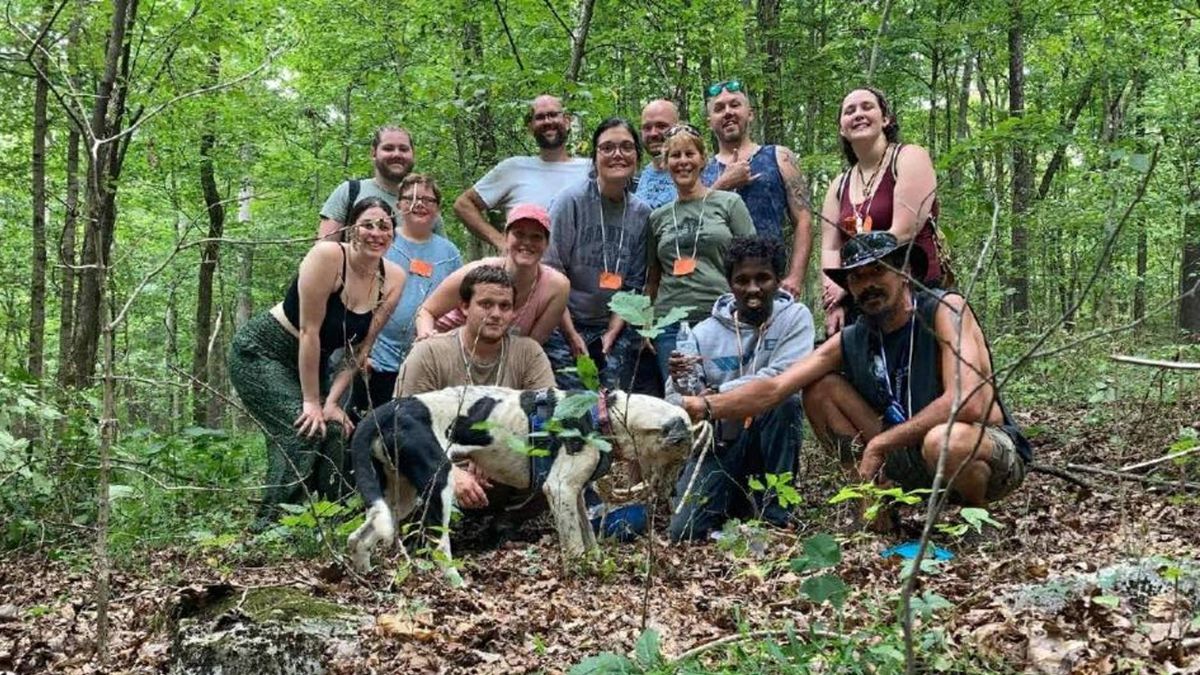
346,386,708,578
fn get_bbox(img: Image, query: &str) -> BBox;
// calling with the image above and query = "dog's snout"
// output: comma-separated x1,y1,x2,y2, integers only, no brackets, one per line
660,415,691,445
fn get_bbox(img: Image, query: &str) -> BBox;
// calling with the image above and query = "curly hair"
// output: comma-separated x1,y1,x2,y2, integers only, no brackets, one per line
460,265,515,304
724,236,787,281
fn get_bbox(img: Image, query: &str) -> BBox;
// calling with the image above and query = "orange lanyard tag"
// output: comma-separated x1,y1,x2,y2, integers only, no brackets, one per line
409,259,434,277
598,271,623,290
673,257,697,276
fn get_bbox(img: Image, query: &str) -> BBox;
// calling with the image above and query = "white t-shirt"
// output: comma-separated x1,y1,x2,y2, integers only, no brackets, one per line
473,156,591,212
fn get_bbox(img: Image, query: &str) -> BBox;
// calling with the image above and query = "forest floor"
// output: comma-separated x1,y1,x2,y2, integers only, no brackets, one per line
2,391,1198,673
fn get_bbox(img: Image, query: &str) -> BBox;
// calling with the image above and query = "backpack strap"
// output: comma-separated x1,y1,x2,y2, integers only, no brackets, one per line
835,170,850,202
341,179,362,242
889,144,905,180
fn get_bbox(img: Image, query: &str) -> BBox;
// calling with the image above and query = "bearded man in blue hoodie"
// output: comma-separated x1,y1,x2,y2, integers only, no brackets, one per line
666,236,815,541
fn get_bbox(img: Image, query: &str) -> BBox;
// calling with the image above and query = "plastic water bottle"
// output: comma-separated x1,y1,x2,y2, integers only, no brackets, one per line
672,321,703,395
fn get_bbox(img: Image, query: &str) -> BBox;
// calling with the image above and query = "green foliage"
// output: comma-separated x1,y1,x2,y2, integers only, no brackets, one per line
608,293,693,341
746,472,802,510
829,482,927,522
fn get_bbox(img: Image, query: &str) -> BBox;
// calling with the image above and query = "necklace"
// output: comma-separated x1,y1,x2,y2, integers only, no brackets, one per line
457,329,507,386
504,259,541,335
851,143,891,233
669,189,711,269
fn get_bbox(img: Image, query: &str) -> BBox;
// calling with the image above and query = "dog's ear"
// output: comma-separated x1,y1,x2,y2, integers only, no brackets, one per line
450,396,500,446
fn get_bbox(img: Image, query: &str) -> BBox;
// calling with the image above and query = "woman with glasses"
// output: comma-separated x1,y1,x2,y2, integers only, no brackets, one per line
819,86,943,336
543,118,651,389
414,203,569,345
646,125,755,380
229,196,405,527
356,174,462,411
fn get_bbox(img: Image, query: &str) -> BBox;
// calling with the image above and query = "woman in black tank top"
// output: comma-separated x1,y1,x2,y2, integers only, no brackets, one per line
229,197,405,524
817,87,939,337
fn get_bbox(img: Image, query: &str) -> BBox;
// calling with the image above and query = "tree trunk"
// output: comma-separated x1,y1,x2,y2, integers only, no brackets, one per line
462,15,499,261
1132,73,1147,324
193,51,226,427
927,44,940,159
57,128,81,387
566,0,596,83
756,0,783,142
68,0,138,388
235,178,254,329
1007,0,1031,316
1183,203,1200,334
949,52,974,189
28,41,49,380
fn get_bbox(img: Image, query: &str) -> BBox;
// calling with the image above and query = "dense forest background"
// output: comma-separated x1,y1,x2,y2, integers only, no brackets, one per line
1,0,1199,670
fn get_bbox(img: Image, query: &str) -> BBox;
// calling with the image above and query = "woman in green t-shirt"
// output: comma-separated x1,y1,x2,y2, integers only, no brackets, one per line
645,125,755,380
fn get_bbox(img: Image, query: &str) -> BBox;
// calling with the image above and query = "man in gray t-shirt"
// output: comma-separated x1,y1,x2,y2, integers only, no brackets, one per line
453,94,590,250
318,126,442,240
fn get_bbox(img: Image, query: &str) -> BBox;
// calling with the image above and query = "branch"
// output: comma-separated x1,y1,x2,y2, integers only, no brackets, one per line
1066,463,1200,492
1109,354,1200,370
492,0,524,70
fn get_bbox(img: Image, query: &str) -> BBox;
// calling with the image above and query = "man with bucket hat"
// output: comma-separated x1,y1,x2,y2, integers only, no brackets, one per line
678,231,1030,510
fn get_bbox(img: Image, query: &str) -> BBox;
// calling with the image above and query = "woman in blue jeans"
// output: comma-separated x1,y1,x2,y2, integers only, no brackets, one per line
645,125,755,379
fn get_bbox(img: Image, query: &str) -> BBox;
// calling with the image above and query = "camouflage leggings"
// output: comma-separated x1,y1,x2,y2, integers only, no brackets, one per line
229,313,352,521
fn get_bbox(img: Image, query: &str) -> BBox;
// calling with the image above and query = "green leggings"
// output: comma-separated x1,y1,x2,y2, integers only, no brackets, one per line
229,313,352,520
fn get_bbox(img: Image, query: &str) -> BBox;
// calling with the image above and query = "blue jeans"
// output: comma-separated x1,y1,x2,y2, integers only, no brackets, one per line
545,324,638,390
669,397,804,542
652,322,681,384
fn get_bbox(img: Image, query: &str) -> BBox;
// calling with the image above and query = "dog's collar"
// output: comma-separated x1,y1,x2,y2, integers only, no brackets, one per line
596,389,619,453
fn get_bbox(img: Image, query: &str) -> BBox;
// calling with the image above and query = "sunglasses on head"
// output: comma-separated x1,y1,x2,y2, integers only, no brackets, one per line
356,217,394,232
705,79,744,99
665,124,701,139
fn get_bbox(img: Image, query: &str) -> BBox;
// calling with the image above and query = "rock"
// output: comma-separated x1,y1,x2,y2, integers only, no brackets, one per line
170,586,369,675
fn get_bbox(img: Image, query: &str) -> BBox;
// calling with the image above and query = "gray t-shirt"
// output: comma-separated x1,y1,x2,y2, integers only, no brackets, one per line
474,156,591,212
544,178,651,326
319,177,443,234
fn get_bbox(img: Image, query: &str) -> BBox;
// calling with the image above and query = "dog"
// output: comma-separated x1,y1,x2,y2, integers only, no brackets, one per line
346,386,709,578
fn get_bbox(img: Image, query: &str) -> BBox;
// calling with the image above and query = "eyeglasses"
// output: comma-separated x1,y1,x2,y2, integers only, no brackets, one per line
597,141,637,157
705,79,744,99
665,124,701,139
400,194,438,206
356,217,394,232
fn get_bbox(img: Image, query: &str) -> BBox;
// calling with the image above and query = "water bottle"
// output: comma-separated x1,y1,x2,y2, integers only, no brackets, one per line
672,321,703,395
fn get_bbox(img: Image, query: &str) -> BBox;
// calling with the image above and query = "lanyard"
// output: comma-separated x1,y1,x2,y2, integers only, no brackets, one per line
670,191,710,263
875,296,917,416
597,182,628,276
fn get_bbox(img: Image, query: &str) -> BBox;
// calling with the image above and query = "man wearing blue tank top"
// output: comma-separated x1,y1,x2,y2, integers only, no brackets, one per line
701,80,813,299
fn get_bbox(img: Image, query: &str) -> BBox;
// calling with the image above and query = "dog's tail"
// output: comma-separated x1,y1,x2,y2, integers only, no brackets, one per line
351,401,399,506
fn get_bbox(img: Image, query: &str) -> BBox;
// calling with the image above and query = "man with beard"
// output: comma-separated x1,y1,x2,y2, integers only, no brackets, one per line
455,94,591,250
701,81,813,298
319,126,440,240
679,232,1031,515
395,264,556,509
666,237,814,540
633,99,681,209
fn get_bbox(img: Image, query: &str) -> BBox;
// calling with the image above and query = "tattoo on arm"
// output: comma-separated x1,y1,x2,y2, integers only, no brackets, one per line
782,150,813,211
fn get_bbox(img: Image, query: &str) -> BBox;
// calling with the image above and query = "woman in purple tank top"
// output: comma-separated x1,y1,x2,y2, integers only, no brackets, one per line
818,87,941,336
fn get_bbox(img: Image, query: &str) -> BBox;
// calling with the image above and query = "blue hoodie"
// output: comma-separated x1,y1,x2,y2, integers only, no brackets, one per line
665,291,814,407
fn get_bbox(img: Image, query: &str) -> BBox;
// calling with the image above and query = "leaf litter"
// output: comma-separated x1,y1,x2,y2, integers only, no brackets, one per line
0,395,1196,673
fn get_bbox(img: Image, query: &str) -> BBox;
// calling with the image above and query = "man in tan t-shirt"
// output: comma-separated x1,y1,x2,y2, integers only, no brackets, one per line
396,264,555,509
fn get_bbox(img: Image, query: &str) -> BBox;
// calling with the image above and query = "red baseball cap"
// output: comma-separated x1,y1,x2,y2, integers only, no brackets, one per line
506,203,551,233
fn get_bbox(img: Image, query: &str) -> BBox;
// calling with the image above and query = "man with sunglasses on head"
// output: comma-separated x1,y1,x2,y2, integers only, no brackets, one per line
678,232,1031,517
318,125,443,240
702,80,813,299
455,94,591,250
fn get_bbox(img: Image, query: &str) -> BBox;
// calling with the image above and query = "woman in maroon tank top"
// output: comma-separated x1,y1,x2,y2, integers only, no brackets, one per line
818,87,941,336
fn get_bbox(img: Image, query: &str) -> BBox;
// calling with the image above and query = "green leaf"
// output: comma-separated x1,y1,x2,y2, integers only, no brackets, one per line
108,484,136,500
575,355,600,392
747,476,765,491
802,533,842,568
1093,595,1120,608
1128,153,1151,173
553,391,599,421
608,292,652,327
828,485,866,504
960,507,1003,533
801,573,849,608
569,652,638,674
652,306,692,332
634,628,662,668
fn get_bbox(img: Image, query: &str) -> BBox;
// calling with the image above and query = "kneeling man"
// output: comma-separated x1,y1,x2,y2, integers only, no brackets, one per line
681,232,1030,508
667,236,814,541
397,264,556,509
